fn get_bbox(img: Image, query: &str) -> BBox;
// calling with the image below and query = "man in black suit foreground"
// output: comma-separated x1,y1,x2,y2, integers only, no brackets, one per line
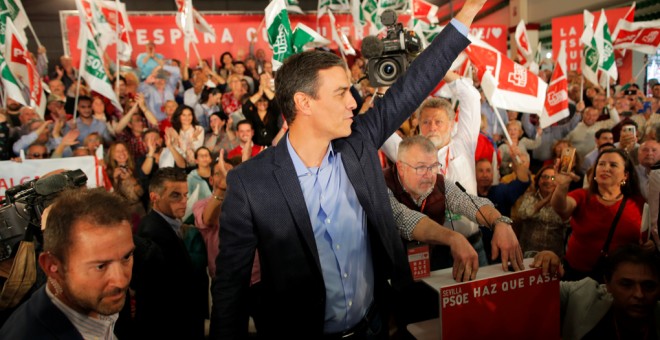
0,188,134,339
138,167,205,340
210,1,515,339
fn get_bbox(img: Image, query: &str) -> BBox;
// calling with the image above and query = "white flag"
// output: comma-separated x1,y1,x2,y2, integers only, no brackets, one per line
580,10,599,86
4,18,44,117
594,9,617,82
0,52,26,106
328,10,355,56
175,0,198,57
79,25,122,113
540,40,570,128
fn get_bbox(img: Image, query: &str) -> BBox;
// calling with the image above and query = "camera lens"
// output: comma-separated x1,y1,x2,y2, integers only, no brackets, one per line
377,59,399,82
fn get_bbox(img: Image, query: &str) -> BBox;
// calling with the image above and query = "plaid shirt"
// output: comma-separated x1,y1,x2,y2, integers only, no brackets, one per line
117,130,147,159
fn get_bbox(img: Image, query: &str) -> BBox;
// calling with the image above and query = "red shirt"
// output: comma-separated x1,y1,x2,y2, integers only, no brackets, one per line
227,144,262,159
565,189,645,272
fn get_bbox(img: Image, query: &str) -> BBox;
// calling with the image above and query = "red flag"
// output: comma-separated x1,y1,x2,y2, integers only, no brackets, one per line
465,39,547,115
611,2,636,56
515,20,532,66
412,0,439,24
541,40,569,128
613,19,660,55
5,18,45,117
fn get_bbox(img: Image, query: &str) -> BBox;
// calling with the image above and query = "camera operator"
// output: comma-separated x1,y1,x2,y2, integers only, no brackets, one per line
0,188,134,339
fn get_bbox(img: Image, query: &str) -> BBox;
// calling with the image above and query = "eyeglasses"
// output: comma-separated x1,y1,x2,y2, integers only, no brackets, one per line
540,174,555,181
30,153,47,159
401,161,442,176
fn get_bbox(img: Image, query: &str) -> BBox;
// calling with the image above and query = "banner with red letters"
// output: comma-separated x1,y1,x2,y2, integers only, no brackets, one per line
551,7,632,84
61,11,509,67
0,156,102,202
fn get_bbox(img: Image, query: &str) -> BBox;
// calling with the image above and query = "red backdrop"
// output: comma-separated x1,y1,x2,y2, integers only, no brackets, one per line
551,7,632,84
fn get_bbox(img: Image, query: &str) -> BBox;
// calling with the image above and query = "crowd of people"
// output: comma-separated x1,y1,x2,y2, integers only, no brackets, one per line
0,0,659,338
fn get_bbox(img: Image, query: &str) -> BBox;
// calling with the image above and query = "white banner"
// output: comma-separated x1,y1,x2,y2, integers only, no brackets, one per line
0,156,103,201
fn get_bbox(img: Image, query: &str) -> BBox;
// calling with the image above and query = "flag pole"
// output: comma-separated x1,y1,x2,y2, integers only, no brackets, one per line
580,74,584,102
26,21,41,47
633,59,650,82
115,0,120,96
490,102,513,145
191,40,202,66
73,42,84,121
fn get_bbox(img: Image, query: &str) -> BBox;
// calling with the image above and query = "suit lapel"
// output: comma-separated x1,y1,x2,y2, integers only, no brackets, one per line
272,141,322,274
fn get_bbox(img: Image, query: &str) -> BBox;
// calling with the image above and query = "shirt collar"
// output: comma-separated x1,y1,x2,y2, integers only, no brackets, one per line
46,285,119,339
286,134,335,177
154,209,183,235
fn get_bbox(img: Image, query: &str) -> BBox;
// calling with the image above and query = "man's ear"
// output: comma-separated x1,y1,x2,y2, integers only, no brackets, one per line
38,252,63,282
293,92,311,117
149,192,159,205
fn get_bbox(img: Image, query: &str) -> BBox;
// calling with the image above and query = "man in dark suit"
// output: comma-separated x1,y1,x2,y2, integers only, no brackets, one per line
211,1,492,338
0,188,134,339
137,167,205,340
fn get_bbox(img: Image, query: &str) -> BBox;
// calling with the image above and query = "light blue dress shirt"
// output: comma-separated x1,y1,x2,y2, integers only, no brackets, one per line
286,136,373,333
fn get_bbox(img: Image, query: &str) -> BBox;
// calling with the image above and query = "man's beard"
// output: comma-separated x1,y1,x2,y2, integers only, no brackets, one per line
426,133,449,149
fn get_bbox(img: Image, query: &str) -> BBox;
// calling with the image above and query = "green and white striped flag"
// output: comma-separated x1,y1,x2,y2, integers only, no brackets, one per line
378,0,408,12
580,10,599,86
266,0,293,70
292,23,330,53
0,51,26,106
79,25,122,113
318,0,349,18
0,10,8,47
286,0,303,14
362,0,381,34
1,0,27,40
594,9,617,82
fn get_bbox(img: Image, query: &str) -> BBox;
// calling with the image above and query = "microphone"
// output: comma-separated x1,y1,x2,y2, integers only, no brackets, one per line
455,181,492,229
34,170,87,196
360,36,384,59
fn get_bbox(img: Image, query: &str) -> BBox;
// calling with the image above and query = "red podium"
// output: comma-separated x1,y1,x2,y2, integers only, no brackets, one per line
409,258,560,339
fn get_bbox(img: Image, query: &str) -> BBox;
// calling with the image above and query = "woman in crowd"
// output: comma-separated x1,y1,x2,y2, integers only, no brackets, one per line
106,141,146,229
551,148,648,281
204,112,237,157
218,52,233,80
91,95,108,122
169,105,204,167
546,139,583,190
187,146,213,201
516,166,567,257
193,87,221,132
242,73,283,147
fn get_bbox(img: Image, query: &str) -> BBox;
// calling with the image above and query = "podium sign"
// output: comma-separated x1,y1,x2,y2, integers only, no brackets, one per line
421,259,560,339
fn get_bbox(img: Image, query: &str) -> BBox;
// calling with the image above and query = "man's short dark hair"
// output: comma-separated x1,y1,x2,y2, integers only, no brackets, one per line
210,111,228,122
236,119,253,130
44,188,130,264
149,167,187,195
604,244,660,282
77,95,92,104
595,128,612,139
142,128,160,140
275,50,346,125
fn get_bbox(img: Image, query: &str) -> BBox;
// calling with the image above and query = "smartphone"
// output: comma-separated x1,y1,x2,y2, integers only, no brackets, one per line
559,147,576,174
622,125,636,136
624,89,637,96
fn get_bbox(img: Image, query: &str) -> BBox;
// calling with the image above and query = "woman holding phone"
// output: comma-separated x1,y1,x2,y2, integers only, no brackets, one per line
551,148,649,282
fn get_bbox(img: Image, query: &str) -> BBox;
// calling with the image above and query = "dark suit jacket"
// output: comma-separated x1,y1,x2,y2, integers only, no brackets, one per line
0,286,83,339
210,24,470,339
137,210,205,340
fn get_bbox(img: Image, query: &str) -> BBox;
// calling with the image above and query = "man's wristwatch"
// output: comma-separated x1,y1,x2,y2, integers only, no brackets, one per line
492,216,513,230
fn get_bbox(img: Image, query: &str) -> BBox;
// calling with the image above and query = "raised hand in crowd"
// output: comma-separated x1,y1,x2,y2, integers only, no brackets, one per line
575,99,585,113
241,139,254,162
52,129,80,158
